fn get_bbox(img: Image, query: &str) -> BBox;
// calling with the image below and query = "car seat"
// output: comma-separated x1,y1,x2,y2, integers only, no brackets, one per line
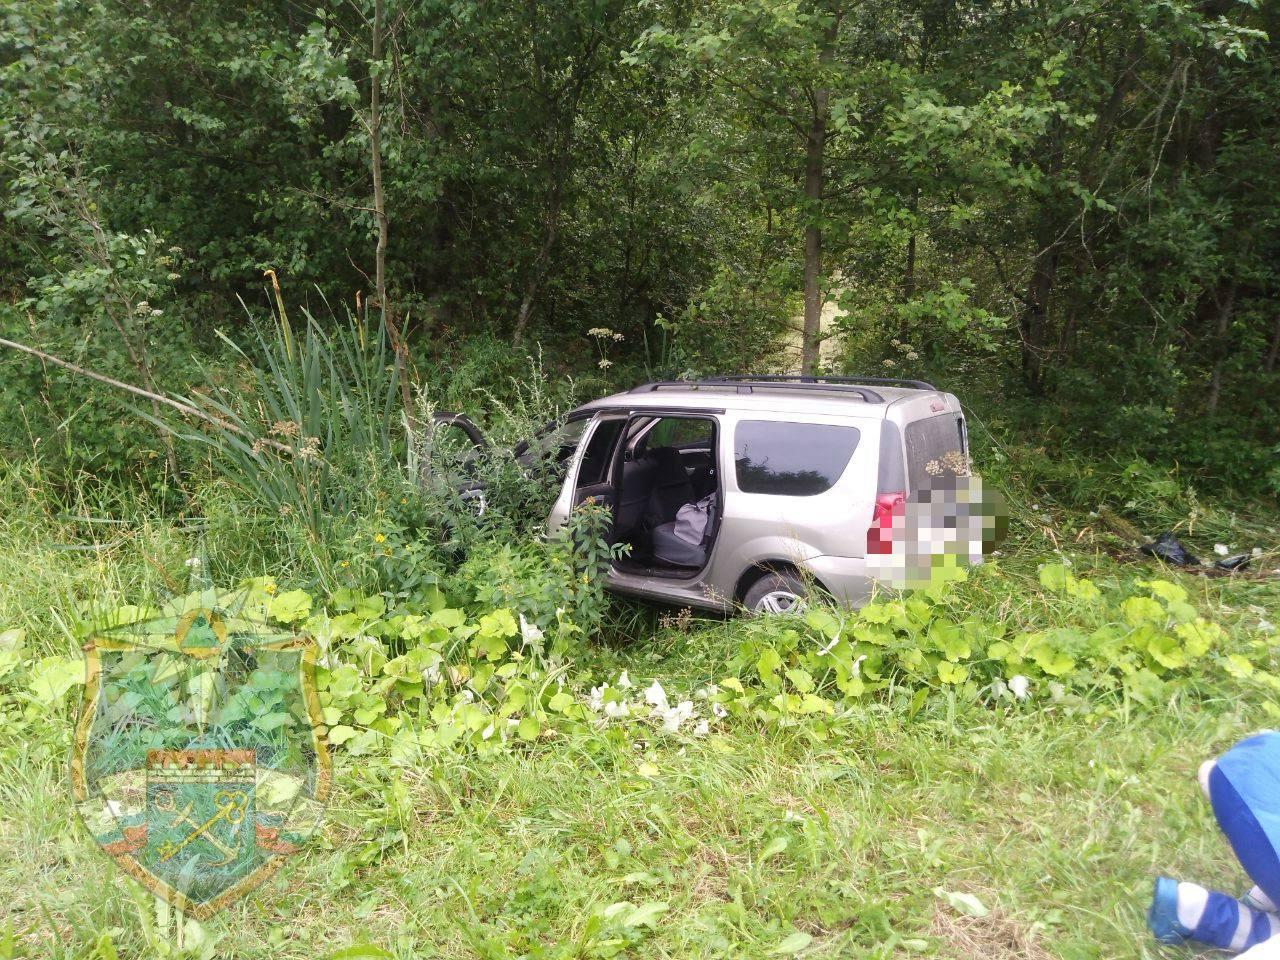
652,493,716,567
642,448,695,529
613,455,658,540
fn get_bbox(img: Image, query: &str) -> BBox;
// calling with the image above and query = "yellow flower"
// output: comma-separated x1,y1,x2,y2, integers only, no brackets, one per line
264,583,277,595
339,560,350,568
399,497,407,504
374,533,386,544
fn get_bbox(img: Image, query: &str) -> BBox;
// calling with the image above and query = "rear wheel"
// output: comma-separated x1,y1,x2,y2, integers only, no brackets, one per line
743,571,808,615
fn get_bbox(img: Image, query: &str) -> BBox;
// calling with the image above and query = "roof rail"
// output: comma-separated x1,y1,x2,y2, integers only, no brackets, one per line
710,374,938,391
626,374,938,404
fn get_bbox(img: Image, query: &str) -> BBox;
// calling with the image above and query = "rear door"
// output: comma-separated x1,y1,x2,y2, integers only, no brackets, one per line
903,411,969,488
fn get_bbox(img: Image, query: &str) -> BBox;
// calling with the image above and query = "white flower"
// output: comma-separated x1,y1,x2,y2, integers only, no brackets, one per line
1214,543,1230,557
1259,619,1275,633
1048,682,1066,701
991,678,1008,699
1008,675,1031,700
604,700,631,719
657,699,696,733
906,350,919,361
422,664,441,684
588,685,607,712
693,719,710,736
519,614,544,646
617,670,632,689
644,680,668,711
712,702,728,719
598,358,613,369
184,557,202,568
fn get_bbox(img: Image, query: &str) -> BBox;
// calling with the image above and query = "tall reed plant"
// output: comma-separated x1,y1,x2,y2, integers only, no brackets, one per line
148,301,405,539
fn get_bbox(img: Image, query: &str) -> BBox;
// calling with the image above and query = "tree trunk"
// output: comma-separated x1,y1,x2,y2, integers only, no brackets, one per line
512,193,559,343
1266,311,1280,377
1018,220,1059,396
903,233,916,303
370,0,388,315
800,18,838,376
800,131,825,376
1205,281,1236,414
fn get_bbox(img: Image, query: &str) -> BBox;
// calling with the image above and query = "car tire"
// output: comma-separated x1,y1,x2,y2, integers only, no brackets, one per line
743,571,809,616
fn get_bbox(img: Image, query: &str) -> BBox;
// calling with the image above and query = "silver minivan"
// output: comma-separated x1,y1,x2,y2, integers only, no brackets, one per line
509,375,974,614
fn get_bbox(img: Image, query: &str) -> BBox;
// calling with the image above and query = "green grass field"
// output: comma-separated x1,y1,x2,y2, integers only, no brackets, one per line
1,462,1277,959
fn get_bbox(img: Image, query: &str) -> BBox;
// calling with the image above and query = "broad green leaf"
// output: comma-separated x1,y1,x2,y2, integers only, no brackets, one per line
1146,633,1187,670
937,661,969,684
1037,563,1071,592
324,946,393,960
478,609,517,639
268,589,312,624
1224,655,1254,679
327,724,357,745
430,608,466,629
1122,596,1165,627
624,901,669,928
770,931,813,955
759,835,788,861
29,656,83,705
1138,579,1188,606
517,715,540,740
1175,619,1221,658
936,888,989,918
1031,646,1074,677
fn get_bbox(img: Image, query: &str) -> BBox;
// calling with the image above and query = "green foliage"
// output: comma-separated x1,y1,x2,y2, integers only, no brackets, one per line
153,301,412,542
3,0,1278,490
712,562,1268,730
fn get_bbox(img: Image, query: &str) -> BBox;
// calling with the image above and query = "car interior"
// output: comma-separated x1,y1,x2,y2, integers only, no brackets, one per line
589,415,720,576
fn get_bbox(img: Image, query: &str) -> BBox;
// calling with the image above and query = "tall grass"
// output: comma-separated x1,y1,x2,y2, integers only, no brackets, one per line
149,303,405,540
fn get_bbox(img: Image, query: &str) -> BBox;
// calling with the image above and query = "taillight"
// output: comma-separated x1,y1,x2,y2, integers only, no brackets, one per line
867,492,905,555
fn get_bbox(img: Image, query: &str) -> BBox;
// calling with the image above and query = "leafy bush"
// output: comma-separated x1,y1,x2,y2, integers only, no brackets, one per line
450,501,624,641
714,563,1269,729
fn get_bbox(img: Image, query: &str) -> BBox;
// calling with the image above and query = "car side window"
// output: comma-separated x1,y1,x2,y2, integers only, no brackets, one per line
577,418,625,487
734,420,861,496
518,417,589,480
643,417,713,451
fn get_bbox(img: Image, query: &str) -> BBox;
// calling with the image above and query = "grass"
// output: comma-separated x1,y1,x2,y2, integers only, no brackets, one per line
0,456,1277,959
3,687,1269,957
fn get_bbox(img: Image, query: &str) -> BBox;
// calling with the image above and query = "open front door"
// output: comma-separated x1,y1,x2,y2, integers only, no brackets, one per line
547,415,627,535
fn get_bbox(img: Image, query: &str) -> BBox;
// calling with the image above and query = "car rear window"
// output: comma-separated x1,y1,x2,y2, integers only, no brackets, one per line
734,420,860,496
904,414,968,484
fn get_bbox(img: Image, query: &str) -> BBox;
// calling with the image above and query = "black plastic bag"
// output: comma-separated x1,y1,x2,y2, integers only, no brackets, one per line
1215,554,1252,572
1140,532,1199,567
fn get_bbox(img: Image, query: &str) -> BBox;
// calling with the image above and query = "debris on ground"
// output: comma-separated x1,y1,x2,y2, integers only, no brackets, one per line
1140,532,1200,567
1214,554,1252,572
